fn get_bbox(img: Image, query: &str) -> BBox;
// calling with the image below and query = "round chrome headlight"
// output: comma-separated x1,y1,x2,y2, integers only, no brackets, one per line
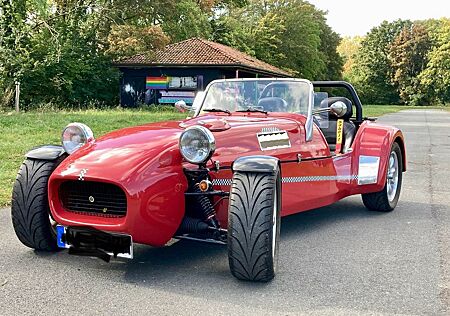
179,126,215,164
61,123,94,154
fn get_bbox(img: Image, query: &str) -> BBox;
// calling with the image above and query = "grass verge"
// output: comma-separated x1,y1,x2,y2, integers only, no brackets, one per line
0,108,186,207
363,105,448,117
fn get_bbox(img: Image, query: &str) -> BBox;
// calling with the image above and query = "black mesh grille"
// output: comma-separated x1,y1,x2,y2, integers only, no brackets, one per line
59,181,127,217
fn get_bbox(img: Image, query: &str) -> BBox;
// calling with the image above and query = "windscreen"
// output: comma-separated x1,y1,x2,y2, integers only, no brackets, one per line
200,80,312,115
313,91,330,128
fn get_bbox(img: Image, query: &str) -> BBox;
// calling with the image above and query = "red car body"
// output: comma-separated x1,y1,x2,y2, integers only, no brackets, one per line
48,110,406,247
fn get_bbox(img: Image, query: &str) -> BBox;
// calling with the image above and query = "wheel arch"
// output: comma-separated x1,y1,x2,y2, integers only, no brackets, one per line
25,145,66,161
352,122,406,190
232,155,280,174
393,133,407,172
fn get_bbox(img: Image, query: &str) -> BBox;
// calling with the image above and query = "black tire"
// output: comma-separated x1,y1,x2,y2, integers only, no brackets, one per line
362,142,403,212
11,159,58,251
227,170,281,282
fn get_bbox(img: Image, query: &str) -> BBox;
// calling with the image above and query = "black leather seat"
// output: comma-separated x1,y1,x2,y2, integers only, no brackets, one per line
317,97,356,153
257,97,288,112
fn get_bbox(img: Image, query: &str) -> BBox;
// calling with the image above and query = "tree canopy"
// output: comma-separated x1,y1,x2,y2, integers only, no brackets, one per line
340,18,450,105
0,0,343,109
2,1,449,108
418,19,450,104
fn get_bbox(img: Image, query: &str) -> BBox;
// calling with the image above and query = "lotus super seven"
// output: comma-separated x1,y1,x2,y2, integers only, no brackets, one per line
11,79,405,282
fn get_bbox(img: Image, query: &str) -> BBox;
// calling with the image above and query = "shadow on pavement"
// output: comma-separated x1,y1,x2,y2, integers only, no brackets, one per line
28,197,442,314
34,197,385,282
118,197,384,285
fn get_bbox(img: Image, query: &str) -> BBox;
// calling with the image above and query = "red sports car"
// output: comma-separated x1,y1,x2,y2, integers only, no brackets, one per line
11,79,405,282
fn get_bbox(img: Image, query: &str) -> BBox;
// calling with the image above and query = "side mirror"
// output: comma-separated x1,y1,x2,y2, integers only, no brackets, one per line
329,101,347,118
175,100,192,113
312,101,348,118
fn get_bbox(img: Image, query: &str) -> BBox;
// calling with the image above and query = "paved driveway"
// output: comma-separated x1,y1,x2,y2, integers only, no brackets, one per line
0,109,449,315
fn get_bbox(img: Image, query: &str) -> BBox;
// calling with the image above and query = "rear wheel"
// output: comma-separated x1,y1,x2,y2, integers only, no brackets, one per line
227,170,281,282
362,142,403,212
11,159,58,251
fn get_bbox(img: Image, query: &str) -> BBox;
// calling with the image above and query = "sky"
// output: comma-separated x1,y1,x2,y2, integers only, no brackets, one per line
308,0,450,37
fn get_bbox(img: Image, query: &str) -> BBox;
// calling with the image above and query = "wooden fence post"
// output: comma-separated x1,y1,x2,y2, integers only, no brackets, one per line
15,81,20,112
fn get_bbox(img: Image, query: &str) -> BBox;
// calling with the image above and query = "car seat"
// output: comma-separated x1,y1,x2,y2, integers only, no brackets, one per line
257,97,288,112
318,97,356,153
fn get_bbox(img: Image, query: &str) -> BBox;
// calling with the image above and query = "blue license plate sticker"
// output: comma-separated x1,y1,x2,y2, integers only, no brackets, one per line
56,225,69,249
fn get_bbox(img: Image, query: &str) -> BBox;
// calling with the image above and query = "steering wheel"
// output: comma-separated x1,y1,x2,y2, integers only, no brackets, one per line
257,97,288,112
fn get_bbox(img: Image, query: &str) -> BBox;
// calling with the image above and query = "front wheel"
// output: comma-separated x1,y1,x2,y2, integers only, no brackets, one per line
227,170,281,282
11,159,59,251
362,142,403,212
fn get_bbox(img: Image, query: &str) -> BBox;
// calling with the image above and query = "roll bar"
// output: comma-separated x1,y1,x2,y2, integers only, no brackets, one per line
312,81,363,122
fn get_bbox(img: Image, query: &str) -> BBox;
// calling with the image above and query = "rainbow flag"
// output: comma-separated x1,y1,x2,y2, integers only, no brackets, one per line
146,77,170,90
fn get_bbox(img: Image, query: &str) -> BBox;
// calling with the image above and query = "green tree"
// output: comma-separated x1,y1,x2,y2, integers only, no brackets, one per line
389,24,432,105
352,20,412,104
337,36,363,81
421,18,450,44
1,0,121,108
251,11,286,66
0,0,344,108
0,0,29,103
161,0,212,43
211,0,343,79
273,0,325,77
107,25,169,59
317,22,343,80
418,19,450,104
211,1,285,64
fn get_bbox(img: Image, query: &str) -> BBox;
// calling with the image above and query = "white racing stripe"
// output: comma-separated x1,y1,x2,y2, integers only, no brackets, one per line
212,175,358,186
282,175,358,183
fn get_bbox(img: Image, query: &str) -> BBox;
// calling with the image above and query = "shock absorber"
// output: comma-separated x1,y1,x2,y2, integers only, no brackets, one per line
178,216,210,234
193,183,220,229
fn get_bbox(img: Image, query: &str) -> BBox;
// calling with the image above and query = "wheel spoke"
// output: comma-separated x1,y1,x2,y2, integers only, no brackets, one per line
386,151,399,202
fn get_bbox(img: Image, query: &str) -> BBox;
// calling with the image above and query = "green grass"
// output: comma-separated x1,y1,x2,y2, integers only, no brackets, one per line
362,105,448,117
0,108,186,207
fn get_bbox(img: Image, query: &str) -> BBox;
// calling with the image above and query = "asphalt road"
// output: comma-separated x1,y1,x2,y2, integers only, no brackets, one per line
1,109,449,315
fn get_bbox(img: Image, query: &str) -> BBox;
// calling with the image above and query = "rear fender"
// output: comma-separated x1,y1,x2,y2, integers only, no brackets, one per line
351,121,406,193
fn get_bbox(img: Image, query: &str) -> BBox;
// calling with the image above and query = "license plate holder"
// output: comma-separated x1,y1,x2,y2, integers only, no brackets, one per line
56,225,133,259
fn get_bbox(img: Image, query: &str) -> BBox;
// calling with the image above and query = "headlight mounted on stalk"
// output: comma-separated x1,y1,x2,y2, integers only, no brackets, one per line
61,123,94,154
179,126,215,164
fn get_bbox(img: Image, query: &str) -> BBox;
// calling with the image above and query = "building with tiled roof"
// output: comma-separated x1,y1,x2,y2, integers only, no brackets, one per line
116,38,290,77
116,38,291,106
